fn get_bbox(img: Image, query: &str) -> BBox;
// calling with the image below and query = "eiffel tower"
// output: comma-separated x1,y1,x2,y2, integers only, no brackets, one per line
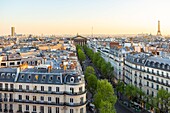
157,20,162,36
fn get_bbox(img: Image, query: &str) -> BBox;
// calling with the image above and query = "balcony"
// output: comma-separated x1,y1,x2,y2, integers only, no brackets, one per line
4,109,8,112
4,98,8,102
9,109,13,113
17,110,23,113
9,98,13,102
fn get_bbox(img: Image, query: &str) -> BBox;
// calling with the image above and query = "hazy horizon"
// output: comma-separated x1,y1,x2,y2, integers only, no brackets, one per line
1,0,170,36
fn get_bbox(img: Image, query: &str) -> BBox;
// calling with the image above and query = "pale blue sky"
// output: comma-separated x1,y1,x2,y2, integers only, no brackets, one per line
0,0,170,35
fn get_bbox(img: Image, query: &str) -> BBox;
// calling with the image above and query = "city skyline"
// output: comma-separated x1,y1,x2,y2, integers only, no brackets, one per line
1,0,170,35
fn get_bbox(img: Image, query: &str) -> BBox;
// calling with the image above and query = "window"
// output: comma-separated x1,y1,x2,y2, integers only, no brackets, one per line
48,86,52,92
18,104,22,111
41,96,44,101
33,96,36,101
19,85,22,90
70,98,73,103
41,86,44,91
80,97,84,104
19,95,22,100
56,107,59,113
0,93,1,98
5,104,7,109
70,109,73,113
48,107,52,113
70,88,74,93
26,85,29,90
56,97,59,104
147,89,149,95
56,87,59,92
34,86,37,90
40,106,44,113
28,75,31,80
151,83,153,88
21,74,24,79
80,108,83,113
79,87,82,93
26,95,29,100
10,104,13,110
10,94,13,99
10,84,13,89
10,62,15,65
26,105,29,111
49,76,53,81
48,97,51,102
33,106,36,111
57,76,60,81
152,91,154,97
42,75,46,81
0,83,2,89
157,85,159,90
5,84,8,90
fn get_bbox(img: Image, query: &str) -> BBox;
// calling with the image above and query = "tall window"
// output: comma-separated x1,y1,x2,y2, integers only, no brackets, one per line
26,95,29,100
19,85,22,90
80,108,83,113
48,97,51,102
5,84,8,90
33,106,36,111
41,86,44,91
48,87,52,92
33,96,36,101
18,104,22,111
41,96,44,101
26,105,29,111
10,104,13,110
70,109,73,113
56,87,59,92
70,98,73,103
0,83,2,89
56,97,59,104
40,106,44,113
80,97,84,104
26,85,29,90
10,84,13,90
48,107,52,113
79,87,82,93
56,107,59,113
70,88,74,93
19,95,22,100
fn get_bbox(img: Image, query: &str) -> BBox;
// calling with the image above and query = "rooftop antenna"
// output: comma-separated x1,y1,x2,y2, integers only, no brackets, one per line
91,26,93,38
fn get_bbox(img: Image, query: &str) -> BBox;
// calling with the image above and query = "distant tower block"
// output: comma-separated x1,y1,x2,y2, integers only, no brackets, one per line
11,27,15,36
157,20,162,36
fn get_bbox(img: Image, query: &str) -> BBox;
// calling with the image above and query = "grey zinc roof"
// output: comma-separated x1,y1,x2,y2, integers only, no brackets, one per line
0,68,17,82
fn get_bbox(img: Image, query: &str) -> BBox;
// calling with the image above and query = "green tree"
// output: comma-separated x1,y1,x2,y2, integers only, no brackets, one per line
94,80,117,109
100,100,116,113
84,66,95,80
124,84,138,102
92,52,100,66
156,88,170,113
77,49,85,63
87,74,98,97
101,63,107,78
116,80,124,100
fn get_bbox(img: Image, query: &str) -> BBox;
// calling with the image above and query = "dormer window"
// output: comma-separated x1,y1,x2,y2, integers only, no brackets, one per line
152,62,155,67
148,61,150,66
142,60,145,63
78,76,81,81
158,63,160,68
57,76,60,81
42,75,46,81
12,73,15,78
27,75,31,80
1,73,5,78
162,64,165,69
7,73,10,78
137,59,139,62
70,77,74,83
49,76,53,81
21,74,24,79
167,65,170,70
